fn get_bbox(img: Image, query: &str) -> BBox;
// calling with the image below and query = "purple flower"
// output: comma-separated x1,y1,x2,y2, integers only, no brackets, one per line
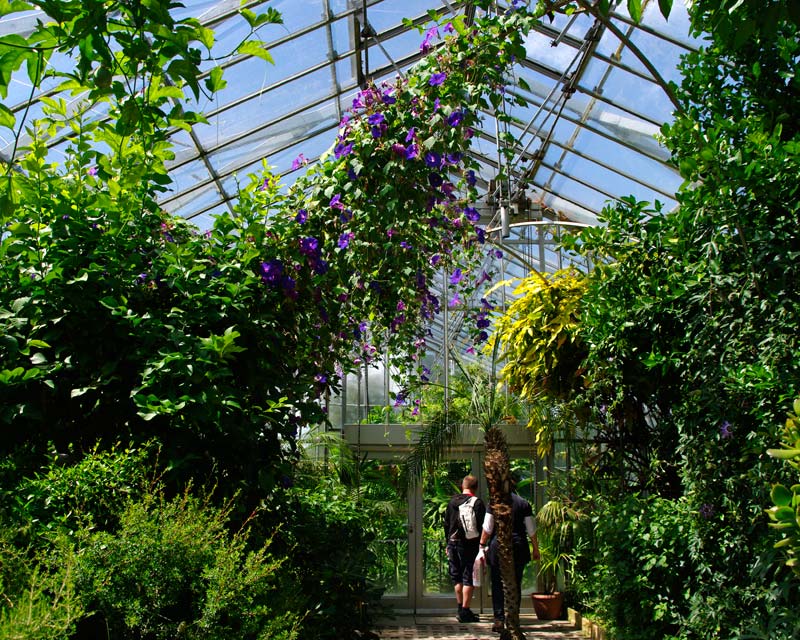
428,172,443,188
87,166,98,176
405,127,416,142
719,421,732,439
338,232,354,249
424,151,442,168
371,125,386,138
476,330,489,343
329,194,344,210
449,268,463,285
334,141,354,159
447,110,464,127
466,169,477,187
315,373,327,385
381,88,396,104
420,26,439,53
464,207,480,222
392,143,407,156
449,293,461,307
295,209,308,224
400,241,411,249
260,259,283,285
446,152,462,165
429,72,446,86
390,314,406,332
466,346,476,355
291,153,306,170
397,300,406,311
475,227,486,243
444,22,455,33
405,144,419,160
492,248,504,259
299,237,319,256
367,112,385,126
430,254,441,266
312,258,329,275
282,275,297,299
421,366,431,382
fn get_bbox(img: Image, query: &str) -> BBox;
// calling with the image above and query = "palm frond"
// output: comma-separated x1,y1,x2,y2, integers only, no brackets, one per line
403,407,468,489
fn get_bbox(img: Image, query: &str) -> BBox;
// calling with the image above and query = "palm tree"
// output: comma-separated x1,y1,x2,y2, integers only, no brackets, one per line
404,345,528,640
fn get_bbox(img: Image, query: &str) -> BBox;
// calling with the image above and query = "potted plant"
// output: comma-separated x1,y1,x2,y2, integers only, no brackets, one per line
531,498,577,620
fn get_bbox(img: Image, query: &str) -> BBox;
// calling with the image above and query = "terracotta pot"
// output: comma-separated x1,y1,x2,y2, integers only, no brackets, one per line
531,592,564,620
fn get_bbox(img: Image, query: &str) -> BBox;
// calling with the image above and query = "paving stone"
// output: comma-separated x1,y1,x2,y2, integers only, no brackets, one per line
376,614,584,640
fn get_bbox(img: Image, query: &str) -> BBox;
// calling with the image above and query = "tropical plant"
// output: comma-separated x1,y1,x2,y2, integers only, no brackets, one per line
535,498,578,595
766,397,800,577
489,268,588,458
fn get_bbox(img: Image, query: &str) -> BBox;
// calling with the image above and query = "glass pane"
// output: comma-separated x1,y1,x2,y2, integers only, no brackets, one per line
365,462,409,597
422,459,472,596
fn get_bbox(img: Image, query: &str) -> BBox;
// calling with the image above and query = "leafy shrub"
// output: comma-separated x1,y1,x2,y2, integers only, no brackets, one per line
0,531,83,640
262,462,386,640
11,442,154,539
574,495,694,640
75,489,300,640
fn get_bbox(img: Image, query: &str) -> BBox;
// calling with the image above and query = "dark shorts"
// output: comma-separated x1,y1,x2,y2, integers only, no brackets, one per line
447,540,480,586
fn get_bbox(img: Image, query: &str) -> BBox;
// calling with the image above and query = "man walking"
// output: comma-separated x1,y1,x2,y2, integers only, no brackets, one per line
444,474,486,623
479,481,539,634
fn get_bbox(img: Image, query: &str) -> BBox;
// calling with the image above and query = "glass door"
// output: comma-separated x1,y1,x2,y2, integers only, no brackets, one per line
416,455,487,611
365,460,413,610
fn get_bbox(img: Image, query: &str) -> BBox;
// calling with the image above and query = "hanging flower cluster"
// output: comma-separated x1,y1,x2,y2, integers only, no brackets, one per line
245,2,539,418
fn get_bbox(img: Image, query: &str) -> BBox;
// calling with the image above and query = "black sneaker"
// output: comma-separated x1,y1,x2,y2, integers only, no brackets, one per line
458,608,480,623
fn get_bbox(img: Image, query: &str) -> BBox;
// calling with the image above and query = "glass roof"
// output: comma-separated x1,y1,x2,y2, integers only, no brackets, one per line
0,0,699,409
1,0,697,230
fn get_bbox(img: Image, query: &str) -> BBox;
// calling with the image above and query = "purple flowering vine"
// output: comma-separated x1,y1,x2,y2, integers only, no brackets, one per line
299,237,319,256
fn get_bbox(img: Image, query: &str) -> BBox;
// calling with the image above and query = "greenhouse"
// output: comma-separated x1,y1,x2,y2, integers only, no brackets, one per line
0,0,798,639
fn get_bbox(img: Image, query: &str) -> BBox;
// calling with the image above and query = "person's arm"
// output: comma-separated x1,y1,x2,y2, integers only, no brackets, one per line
524,513,540,560
479,512,494,548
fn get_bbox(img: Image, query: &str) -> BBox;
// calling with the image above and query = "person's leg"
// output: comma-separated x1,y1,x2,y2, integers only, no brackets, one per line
513,558,527,610
454,582,463,609
458,544,479,621
462,584,474,609
490,559,504,622
447,542,464,617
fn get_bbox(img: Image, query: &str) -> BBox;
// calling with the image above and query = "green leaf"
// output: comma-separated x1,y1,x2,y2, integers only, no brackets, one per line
204,66,227,93
772,484,793,508
196,25,215,49
0,103,15,129
768,448,800,460
237,40,274,64
627,0,643,22
658,0,673,19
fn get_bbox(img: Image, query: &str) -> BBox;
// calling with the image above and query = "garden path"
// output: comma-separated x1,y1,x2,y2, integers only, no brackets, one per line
376,614,584,640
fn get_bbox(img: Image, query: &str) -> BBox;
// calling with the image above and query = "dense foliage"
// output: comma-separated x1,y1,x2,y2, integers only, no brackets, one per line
489,1,800,637
0,1,553,637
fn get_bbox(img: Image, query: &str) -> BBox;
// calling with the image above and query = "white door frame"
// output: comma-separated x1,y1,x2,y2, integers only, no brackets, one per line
344,423,541,614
